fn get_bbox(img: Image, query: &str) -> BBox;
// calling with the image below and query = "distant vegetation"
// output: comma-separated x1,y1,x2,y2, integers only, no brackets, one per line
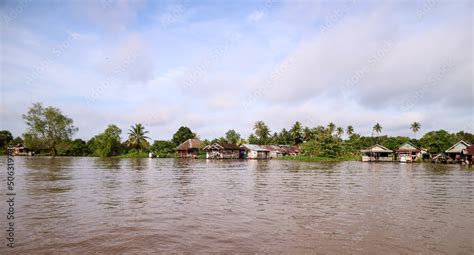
0,102,473,159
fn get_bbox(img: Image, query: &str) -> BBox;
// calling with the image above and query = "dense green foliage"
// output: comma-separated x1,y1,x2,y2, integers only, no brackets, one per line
0,130,13,154
22,102,78,156
115,149,149,158
225,129,241,144
150,140,175,157
9,103,474,159
89,125,123,157
277,155,360,162
171,126,196,146
57,139,90,156
418,130,457,154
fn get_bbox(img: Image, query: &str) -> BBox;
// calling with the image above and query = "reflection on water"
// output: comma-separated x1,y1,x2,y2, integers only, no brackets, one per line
0,157,473,254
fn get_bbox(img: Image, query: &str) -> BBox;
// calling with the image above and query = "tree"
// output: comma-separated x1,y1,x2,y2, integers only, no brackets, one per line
410,122,421,139
151,140,175,157
301,131,343,158
455,131,474,144
253,121,270,144
0,130,13,152
11,136,23,145
327,122,336,135
171,126,196,146
23,133,45,153
127,123,150,151
290,121,303,145
336,127,344,138
346,125,354,137
373,123,383,136
248,134,259,144
419,130,457,154
90,124,122,157
59,139,90,156
225,129,241,144
272,128,292,145
303,127,313,142
22,102,78,156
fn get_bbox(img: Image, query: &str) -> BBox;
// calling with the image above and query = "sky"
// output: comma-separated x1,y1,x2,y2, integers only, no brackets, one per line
0,0,473,141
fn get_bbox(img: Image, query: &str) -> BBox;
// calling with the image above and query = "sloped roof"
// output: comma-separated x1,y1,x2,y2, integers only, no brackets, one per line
262,145,282,152
241,144,270,152
445,140,470,153
8,144,26,149
361,144,393,153
14,143,26,148
397,142,419,151
203,143,241,150
176,139,202,150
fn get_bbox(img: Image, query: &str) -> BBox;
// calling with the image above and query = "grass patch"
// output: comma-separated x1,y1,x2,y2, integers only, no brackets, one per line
114,151,149,158
276,155,360,162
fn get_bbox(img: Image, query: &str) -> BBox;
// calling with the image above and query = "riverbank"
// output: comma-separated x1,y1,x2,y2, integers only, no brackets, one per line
113,151,150,158
276,155,360,162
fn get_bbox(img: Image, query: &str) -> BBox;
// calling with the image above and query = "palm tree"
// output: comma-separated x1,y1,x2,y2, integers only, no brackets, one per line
346,125,354,136
327,122,336,135
336,127,344,138
373,123,382,136
290,121,303,144
410,122,421,139
127,123,150,151
253,121,270,144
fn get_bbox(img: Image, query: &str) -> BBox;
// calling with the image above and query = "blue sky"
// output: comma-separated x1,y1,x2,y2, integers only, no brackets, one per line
0,0,472,140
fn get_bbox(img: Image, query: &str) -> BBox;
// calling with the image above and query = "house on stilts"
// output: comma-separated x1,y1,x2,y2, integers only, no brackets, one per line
445,140,471,163
361,144,394,162
203,143,242,159
240,144,270,159
396,142,422,162
176,138,202,158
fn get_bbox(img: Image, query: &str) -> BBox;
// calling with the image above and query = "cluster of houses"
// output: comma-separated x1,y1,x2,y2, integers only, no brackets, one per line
175,138,300,159
360,140,474,165
9,139,473,166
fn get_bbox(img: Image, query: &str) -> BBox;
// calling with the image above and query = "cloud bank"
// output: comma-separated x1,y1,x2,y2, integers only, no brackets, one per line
0,0,472,140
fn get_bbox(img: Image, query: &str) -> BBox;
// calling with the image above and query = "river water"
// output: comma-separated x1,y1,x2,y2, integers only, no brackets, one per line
0,157,473,254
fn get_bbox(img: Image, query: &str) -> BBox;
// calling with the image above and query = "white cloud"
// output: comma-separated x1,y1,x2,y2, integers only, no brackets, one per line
1,1,472,140
247,10,264,22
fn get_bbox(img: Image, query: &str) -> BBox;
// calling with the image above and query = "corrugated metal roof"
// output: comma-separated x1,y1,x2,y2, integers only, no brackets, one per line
445,140,470,153
241,144,270,152
398,142,418,150
203,143,241,150
361,144,393,153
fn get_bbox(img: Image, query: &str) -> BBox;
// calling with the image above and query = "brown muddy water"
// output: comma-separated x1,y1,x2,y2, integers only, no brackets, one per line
0,157,473,254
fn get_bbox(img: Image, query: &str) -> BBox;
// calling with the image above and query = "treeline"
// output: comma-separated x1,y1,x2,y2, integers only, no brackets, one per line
243,121,473,158
1,103,473,158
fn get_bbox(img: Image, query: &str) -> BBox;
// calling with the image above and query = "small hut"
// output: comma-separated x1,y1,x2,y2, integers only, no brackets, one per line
176,138,202,158
445,140,471,162
203,143,242,159
9,144,30,156
361,144,394,162
396,142,420,162
279,145,300,156
240,144,270,159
